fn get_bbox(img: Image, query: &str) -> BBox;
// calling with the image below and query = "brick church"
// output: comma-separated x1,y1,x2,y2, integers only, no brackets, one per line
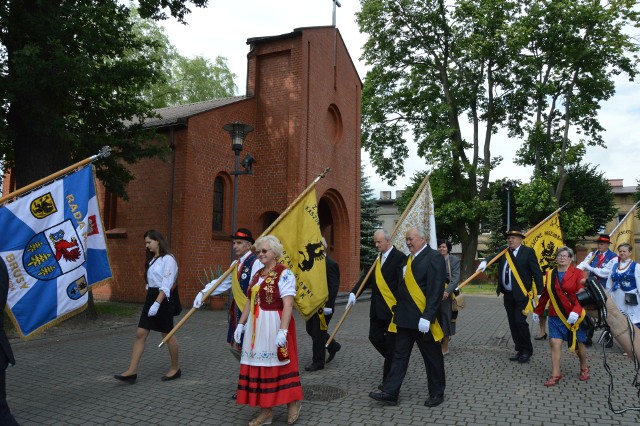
92,26,362,305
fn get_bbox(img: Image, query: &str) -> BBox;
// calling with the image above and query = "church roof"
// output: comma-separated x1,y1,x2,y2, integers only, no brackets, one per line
142,95,249,129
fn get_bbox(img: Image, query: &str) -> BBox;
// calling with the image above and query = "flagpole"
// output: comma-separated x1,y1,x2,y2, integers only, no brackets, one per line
456,203,568,291
326,173,433,347
159,262,237,347
610,200,640,237
159,168,331,347
0,146,111,206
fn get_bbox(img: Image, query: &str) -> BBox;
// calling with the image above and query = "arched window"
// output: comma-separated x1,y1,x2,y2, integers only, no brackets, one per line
212,177,225,232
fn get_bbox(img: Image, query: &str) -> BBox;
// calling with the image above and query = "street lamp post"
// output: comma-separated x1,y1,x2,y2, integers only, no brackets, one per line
223,121,256,263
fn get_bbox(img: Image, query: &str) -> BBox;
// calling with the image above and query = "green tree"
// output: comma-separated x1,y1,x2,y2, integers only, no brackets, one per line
515,164,616,248
510,0,639,200
132,12,237,108
359,165,380,271
0,0,207,197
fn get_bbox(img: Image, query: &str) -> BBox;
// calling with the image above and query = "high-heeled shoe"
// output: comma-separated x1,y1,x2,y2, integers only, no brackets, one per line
161,369,181,382
114,373,137,384
579,366,590,381
287,400,302,425
544,374,562,387
534,333,548,340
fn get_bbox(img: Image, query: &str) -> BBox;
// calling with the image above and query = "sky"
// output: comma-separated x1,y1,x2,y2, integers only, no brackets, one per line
160,0,640,197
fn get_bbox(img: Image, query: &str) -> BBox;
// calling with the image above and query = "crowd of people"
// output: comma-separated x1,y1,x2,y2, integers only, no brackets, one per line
99,224,640,425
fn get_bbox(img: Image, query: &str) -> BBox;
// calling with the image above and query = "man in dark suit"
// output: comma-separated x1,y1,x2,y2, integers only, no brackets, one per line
369,226,447,407
305,237,341,371
0,258,19,425
346,229,407,383
479,227,543,363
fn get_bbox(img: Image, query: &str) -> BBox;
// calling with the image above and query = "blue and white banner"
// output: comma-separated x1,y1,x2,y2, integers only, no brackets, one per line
0,165,112,338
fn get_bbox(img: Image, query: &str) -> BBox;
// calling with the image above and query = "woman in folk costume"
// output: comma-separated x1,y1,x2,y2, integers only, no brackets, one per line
605,243,640,329
533,246,589,387
437,239,460,355
234,235,303,426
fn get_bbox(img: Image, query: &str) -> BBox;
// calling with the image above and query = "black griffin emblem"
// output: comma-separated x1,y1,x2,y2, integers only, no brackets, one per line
298,241,325,271
539,240,558,273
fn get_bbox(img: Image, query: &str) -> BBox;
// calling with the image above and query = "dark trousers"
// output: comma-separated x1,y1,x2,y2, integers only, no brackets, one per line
0,369,19,426
369,317,396,381
305,313,340,365
503,291,533,356
382,326,446,398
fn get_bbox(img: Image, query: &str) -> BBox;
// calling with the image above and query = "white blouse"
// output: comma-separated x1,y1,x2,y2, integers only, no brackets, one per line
146,255,178,298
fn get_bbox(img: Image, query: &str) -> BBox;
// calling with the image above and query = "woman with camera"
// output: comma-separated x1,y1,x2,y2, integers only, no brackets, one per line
605,243,640,329
533,246,589,387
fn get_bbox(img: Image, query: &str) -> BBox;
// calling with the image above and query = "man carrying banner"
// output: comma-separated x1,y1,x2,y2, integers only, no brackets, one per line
193,229,262,375
478,226,543,363
369,226,446,407
578,234,617,285
305,238,341,371
346,229,407,385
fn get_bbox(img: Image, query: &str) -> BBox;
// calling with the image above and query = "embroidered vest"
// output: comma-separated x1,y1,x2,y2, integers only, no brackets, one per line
588,250,616,283
611,261,637,292
239,253,259,293
248,263,287,311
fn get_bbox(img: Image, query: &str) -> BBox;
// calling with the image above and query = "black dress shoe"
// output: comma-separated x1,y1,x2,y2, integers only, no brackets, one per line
424,395,444,407
517,354,531,363
509,352,523,361
305,363,324,372
114,373,137,384
377,383,384,391
327,344,341,363
161,369,181,382
369,391,398,406
534,333,548,340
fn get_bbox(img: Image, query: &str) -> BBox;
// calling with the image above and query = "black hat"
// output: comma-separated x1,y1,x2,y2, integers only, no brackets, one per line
505,226,525,238
230,228,254,244
596,234,611,243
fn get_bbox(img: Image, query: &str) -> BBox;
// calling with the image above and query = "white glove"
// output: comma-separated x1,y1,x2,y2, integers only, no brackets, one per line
567,312,579,324
234,323,245,344
476,260,487,273
323,307,333,316
193,282,215,308
418,318,430,333
275,329,288,347
148,301,161,317
532,313,540,322
346,293,357,309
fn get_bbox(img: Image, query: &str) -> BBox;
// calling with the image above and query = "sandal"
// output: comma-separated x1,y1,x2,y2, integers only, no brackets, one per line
287,400,302,425
544,375,562,387
248,411,272,426
579,366,590,381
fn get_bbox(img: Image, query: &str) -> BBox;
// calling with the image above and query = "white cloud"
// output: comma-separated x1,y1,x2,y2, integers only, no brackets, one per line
161,1,640,195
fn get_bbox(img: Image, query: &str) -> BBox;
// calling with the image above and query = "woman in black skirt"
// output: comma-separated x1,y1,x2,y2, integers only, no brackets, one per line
115,230,180,383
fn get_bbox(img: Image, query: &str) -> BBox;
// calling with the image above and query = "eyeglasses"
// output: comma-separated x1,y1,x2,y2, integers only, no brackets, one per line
259,249,271,254
556,254,570,259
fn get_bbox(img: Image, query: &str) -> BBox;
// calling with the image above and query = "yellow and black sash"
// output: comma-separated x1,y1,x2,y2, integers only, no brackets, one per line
375,255,397,333
546,270,585,351
405,255,444,341
505,251,537,315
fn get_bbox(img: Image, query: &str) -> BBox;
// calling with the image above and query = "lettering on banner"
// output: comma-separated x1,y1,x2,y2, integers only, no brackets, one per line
65,194,86,229
4,253,28,290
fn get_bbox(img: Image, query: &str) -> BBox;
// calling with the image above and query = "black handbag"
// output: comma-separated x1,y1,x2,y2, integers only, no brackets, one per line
171,286,182,316
624,292,639,306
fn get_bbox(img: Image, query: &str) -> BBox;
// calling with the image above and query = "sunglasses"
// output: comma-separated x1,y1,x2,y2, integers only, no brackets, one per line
258,248,271,254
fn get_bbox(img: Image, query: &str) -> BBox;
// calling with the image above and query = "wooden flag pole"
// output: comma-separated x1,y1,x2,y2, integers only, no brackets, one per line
326,173,433,347
0,146,111,206
159,263,237,347
610,200,640,238
159,168,331,347
456,203,568,291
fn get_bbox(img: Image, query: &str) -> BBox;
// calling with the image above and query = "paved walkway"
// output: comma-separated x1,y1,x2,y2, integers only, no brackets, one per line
7,294,640,425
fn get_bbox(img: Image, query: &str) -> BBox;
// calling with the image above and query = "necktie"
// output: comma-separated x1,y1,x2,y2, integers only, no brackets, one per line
381,253,386,266
597,252,605,267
